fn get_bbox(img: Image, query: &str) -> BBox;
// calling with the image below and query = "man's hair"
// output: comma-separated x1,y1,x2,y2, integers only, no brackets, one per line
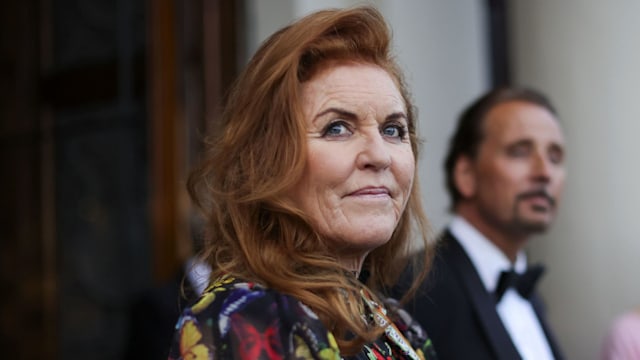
444,87,558,209
187,6,432,355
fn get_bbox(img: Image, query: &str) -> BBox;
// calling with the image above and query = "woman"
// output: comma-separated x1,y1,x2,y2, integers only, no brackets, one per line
168,6,436,359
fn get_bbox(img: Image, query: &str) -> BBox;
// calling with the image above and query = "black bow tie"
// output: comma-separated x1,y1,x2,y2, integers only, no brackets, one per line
494,264,545,302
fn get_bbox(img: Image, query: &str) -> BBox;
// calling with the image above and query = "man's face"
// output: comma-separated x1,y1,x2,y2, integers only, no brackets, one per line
462,100,566,235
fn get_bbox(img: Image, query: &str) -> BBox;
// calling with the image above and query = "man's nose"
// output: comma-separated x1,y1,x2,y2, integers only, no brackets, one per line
531,152,552,182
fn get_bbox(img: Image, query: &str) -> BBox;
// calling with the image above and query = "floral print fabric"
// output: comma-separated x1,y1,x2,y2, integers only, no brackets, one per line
167,275,437,360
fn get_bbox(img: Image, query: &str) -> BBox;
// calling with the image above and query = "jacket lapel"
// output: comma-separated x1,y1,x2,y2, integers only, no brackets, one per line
530,294,565,360
443,231,522,360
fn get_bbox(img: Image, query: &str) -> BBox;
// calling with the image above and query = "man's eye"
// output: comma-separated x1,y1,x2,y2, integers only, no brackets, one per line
322,121,352,137
382,124,407,139
549,149,564,164
508,145,530,157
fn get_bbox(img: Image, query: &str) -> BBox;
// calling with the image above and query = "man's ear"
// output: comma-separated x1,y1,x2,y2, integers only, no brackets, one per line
454,156,476,198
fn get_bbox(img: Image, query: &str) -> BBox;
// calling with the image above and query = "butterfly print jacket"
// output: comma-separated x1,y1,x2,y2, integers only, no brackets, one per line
167,275,438,360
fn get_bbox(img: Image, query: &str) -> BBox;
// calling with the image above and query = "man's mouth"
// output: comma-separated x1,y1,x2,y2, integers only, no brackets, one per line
517,190,555,210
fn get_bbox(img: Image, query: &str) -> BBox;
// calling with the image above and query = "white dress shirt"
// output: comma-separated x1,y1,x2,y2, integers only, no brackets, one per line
450,215,555,360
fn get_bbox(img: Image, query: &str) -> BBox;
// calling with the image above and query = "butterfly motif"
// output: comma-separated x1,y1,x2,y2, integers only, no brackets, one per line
230,313,282,359
178,319,210,360
219,286,265,336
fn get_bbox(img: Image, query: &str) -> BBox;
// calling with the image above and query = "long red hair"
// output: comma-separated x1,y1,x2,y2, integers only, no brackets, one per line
188,6,433,355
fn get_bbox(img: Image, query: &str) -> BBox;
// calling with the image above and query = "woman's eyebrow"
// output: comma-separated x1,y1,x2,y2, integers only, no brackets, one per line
314,108,407,122
313,107,357,123
386,112,408,122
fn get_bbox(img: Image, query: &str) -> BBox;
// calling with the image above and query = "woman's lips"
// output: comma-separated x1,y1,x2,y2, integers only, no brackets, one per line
347,187,391,197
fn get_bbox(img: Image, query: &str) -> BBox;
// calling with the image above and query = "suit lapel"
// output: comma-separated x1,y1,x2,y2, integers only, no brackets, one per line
530,294,565,360
443,231,522,360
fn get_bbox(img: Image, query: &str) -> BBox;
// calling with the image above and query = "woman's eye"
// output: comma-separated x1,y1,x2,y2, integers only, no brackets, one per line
322,121,352,137
382,124,407,139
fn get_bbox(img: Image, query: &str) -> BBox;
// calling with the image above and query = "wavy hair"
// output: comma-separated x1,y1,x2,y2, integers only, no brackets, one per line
188,6,432,355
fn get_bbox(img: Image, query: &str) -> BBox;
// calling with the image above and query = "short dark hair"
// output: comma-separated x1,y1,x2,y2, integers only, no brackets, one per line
444,86,558,210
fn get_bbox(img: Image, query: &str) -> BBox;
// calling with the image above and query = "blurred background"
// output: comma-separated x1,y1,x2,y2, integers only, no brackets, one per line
2,0,639,359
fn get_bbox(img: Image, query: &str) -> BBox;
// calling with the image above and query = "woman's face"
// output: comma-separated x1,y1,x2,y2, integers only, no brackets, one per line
290,62,415,269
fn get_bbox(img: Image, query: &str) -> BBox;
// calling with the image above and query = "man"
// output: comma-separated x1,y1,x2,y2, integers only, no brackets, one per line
399,87,566,359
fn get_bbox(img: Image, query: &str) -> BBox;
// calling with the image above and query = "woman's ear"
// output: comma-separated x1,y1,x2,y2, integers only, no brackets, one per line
454,156,476,199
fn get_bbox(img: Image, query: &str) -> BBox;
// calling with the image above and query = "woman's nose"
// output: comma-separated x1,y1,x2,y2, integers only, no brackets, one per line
356,132,392,170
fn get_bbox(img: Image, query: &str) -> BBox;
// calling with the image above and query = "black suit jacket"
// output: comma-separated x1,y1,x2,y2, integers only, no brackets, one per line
395,230,564,360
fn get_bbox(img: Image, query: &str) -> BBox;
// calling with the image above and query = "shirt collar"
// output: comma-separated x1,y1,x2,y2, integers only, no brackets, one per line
449,215,527,292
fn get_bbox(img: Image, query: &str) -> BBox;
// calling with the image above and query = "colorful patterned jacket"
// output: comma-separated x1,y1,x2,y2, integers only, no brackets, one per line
168,275,438,360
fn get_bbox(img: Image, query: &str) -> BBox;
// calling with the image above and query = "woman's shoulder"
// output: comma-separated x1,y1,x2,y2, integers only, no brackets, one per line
168,275,340,359
186,275,325,323
186,275,281,318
